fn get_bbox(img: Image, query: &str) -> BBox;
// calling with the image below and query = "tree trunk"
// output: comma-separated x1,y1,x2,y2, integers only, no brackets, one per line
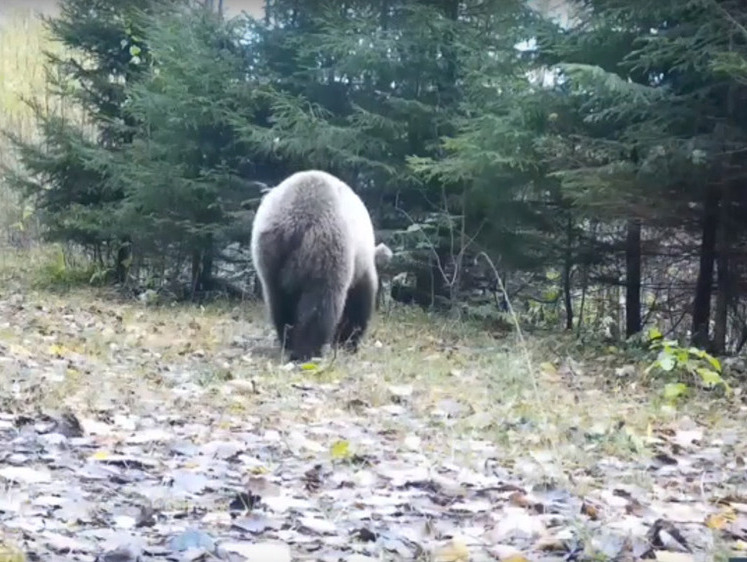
191,250,202,298
199,245,214,292
115,236,132,284
691,186,720,349
435,0,459,107
714,81,737,354
563,213,573,330
713,186,731,354
625,218,642,337
576,263,587,336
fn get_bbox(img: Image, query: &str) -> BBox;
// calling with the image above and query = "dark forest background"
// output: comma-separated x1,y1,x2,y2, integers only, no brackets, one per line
4,0,747,358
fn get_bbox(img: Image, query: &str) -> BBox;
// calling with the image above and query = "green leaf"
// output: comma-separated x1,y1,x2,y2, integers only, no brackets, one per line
695,368,725,388
647,327,663,342
657,353,676,372
663,383,688,401
687,346,706,358
675,348,689,364
704,354,721,372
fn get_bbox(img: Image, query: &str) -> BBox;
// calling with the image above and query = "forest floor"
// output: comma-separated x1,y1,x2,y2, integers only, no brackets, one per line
0,247,745,562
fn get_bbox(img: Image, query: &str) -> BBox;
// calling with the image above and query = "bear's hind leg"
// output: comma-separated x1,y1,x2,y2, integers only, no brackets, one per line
267,287,297,354
255,230,298,355
291,282,344,361
335,273,376,353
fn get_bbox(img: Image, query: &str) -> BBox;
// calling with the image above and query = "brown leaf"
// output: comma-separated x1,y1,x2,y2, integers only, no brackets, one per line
508,491,531,508
581,500,600,520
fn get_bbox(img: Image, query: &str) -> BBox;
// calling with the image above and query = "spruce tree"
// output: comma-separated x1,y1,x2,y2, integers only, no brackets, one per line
539,0,747,348
237,0,531,304
401,1,571,302
87,4,266,293
3,0,181,281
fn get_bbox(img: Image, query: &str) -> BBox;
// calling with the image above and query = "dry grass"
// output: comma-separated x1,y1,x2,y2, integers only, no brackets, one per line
0,243,738,483
1,244,745,559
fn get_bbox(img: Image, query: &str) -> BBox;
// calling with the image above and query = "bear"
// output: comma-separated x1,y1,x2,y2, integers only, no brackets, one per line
250,169,390,361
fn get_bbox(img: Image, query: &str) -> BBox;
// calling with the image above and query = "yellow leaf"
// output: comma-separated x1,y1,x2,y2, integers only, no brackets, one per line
0,543,26,562
48,344,68,356
539,362,556,374
8,343,30,356
90,451,110,461
330,440,351,460
433,538,470,562
300,362,318,371
705,508,736,529
228,403,247,414
654,552,695,562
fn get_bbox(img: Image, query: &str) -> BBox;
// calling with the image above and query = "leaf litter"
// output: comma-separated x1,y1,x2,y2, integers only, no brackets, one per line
0,287,745,561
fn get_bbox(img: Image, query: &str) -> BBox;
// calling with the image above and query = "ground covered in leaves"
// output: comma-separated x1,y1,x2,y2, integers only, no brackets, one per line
0,251,746,562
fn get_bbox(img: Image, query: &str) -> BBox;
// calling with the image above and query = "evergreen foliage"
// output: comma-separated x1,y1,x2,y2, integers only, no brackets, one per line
5,0,747,352
3,0,183,268
81,5,265,290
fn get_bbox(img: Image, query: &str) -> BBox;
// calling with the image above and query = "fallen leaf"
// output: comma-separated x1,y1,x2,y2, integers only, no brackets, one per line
503,555,530,562
220,541,291,561
0,466,52,484
432,538,470,562
654,552,695,562
705,508,736,530
299,516,337,535
168,529,216,552
330,439,351,460
490,507,546,541
0,543,26,562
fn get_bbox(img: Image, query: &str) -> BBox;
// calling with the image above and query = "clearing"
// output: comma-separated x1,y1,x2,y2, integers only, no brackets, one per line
0,247,745,562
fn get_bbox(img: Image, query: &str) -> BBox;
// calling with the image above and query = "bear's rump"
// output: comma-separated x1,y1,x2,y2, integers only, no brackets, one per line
255,217,352,294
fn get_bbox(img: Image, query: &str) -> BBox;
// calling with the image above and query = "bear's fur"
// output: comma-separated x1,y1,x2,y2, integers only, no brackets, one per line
250,169,388,361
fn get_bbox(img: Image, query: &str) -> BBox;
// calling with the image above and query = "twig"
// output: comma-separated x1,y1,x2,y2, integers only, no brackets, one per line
476,251,563,470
